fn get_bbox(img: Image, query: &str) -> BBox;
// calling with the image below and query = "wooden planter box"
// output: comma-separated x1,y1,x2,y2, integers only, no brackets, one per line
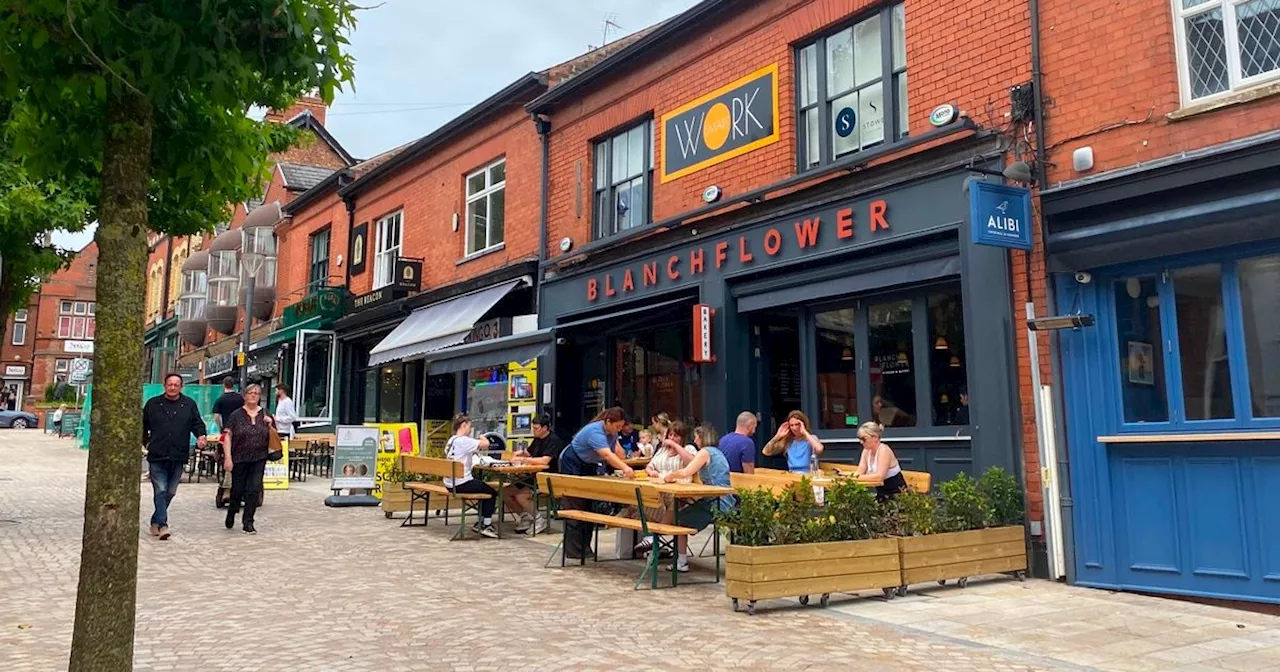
725,538,901,615
897,525,1027,592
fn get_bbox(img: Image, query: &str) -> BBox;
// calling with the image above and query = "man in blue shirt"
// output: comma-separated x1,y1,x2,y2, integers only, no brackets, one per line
717,411,758,473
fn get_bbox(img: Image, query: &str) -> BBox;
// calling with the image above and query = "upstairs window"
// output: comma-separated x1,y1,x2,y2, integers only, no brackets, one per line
593,120,654,239
1174,0,1280,104
797,3,907,169
466,159,506,256
11,310,27,346
373,211,403,290
309,228,331,291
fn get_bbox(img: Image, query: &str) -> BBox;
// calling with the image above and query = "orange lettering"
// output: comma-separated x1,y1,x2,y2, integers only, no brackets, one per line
794,217,820,248
690,248,705,275
622,269,635,292
643,262,658,287
870,199,889,232
604,274,616,297
837,208,854,239
738,236,753,263
667,255,681,280
764,228,782,256
715,241,729,269
587,278,598,301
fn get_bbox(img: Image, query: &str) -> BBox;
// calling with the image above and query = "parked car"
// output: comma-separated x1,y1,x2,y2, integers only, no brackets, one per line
0,410,39,429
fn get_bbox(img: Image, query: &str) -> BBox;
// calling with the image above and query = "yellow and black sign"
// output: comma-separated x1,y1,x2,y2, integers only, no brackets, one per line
660,63,779,183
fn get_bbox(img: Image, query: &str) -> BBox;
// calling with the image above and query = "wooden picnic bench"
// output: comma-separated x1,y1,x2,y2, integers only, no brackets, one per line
400,456,495,540
538,473,699,589
819,462,931,493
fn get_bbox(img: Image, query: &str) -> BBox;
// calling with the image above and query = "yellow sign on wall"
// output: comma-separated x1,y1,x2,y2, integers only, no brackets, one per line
659,63,780,183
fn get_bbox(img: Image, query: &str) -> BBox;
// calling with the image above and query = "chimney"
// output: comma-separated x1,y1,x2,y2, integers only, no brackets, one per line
264,95,327,126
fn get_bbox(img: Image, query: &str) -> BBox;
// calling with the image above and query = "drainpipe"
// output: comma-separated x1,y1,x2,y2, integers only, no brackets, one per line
343,194,356,292
534,114,551,272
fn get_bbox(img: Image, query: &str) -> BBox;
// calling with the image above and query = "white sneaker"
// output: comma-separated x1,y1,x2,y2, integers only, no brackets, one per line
514,513,533,533
479,524,499,539
529,515,549,535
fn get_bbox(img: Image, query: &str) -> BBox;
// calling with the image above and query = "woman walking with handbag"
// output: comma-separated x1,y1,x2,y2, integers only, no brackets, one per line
222,384,280,534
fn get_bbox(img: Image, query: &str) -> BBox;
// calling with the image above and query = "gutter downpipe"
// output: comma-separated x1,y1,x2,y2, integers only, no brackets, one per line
1029,0,1074,584
534,114,551,271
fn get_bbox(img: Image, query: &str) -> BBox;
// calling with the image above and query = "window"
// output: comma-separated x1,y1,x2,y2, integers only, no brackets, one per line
373,211,402,290
593,121,653,239
74,302,87,315
309,229,331,291
295,330,336,421
809,283,969,434
1174,0,1280,104
465,159,506,255
10,323,25,346
1109,251,1280,429
55,359,70,373
60,301,72,314
57,316,72,339
797,3,907,169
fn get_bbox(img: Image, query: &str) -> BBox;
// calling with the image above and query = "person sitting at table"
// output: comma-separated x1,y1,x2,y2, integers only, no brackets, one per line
645,419,695,481
444,413,500,539
659,423,734,573
616,415,639,456
852,421,908,501
503,412,562,535
636,429,656,458
762,410,824,473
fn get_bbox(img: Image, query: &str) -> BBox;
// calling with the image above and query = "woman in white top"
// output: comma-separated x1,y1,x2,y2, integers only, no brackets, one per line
645,419,695,480
853,421,909,501
443,413,499,538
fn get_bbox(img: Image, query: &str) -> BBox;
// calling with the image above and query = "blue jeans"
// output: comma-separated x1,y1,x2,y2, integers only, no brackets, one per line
148,460,185,527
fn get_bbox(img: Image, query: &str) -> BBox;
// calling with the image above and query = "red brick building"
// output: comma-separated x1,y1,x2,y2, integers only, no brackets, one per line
21,244,99,413
1,292,41,412
1029,0,1280,603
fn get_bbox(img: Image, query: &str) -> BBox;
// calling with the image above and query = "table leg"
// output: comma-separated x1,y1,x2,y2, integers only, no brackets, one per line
495,475,506,539
671,494,679,588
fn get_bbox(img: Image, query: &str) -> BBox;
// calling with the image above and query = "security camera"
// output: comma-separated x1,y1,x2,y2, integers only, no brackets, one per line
1074,271,1093,284
555,337,567,346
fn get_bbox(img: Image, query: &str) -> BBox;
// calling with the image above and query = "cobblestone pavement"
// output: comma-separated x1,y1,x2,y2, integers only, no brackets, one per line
1,431,1276,671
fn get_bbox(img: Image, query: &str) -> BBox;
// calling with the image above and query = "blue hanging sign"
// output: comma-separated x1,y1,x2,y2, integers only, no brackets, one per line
969,180,1033,251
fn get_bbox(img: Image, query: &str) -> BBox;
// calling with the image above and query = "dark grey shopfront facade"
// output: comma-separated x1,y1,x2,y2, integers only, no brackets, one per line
538,164,1023,480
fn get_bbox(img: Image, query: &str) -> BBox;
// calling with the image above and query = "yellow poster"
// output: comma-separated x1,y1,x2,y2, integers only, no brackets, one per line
365,422,420,455
263,441,289,490
372,451,398,500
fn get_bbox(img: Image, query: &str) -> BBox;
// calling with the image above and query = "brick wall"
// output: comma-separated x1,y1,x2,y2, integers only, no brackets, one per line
345,105,542,298
543,0,1032,260
1,293,40,412
31,245,98,407
276,191,349,313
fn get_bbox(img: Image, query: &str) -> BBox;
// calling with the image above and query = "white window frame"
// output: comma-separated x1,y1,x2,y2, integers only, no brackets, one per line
55,359,70,373
14,309,27,322
73,301,88,315
60,301,72,315
593,120,655,240
10,322,25,346
57,316,72,339
1173,0,1280,106
293,329,338,423
465,158,506,256
373,211,403,290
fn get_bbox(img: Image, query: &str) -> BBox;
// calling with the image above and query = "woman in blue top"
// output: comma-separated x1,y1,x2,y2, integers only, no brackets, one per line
661,423,734,572
558,407,634,560
762,410,824,473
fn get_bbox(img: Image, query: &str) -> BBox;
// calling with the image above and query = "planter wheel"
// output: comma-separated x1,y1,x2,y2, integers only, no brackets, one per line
384,511,393,519
937,579,947,586
895,585,908,597
882,587,896,600
746,601,757,616
957,577,969,589
798,595,810,606
731,598,739,612
1016,570,1027,582
820,593,830,607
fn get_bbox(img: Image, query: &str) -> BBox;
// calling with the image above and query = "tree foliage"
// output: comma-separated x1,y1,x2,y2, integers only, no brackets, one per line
0,3,357,670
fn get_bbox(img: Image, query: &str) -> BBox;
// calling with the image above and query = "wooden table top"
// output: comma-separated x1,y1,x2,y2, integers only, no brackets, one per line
476,463,547,475
646,481,735,498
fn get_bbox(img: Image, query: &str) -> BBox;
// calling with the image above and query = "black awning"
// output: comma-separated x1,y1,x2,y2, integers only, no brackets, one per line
426,330,553,375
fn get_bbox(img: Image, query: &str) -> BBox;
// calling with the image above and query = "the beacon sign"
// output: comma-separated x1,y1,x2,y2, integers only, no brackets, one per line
660,64,779,183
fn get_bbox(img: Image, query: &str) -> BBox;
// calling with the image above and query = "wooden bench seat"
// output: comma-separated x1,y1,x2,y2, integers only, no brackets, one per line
557,509,695,537
400,456,493,540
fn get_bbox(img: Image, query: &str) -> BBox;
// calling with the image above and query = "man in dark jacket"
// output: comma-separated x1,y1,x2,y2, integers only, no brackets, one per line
211,376,243,432
143,373,207,540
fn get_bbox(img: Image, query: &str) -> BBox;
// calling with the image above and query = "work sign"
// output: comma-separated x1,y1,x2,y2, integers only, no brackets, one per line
969,181,1033,251
660,64,779,183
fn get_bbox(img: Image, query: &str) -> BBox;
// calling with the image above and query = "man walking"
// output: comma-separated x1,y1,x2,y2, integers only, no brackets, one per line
273,384,297,439
142,373,207,540
718,411,759,473
211,376,243,431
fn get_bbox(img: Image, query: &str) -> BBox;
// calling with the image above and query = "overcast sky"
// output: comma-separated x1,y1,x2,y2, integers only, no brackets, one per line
53,0,701,251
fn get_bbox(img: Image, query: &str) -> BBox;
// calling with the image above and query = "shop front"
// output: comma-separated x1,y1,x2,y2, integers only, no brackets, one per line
1046,134,1280,604
143,316,178,384
258,287,345,428
539,165,1021,481
3,364,29,411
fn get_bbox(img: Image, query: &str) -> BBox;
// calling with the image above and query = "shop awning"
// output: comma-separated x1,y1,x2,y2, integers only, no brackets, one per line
368,279,521,366
734,254,960,313
267,315,321,346
427,329,552,375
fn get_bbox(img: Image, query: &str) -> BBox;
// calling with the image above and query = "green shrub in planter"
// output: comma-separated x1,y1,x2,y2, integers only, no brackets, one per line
978,467,1024,527
934,472,992,532
717,487,776,547
824,479,882,541
771,479,818,546
883,489,936,537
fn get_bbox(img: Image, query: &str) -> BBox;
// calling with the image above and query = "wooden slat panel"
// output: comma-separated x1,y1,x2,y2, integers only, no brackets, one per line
725,570,901,601
897,526,1025,553
726,554,900,582
541,474,663,509
901,470,931,493
900,541,1026,569
730,473,796,495
557,510,696,536
726,538,898,565
902,555,1027,584
401,455,462,480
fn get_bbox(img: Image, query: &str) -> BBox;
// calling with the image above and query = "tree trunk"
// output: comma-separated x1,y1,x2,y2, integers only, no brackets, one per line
68,87,152,672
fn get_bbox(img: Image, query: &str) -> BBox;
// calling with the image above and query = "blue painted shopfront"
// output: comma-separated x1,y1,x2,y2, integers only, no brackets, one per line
1056,240,1280,604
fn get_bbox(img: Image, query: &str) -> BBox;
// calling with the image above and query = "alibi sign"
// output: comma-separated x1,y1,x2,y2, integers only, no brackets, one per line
969,181,1033,251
